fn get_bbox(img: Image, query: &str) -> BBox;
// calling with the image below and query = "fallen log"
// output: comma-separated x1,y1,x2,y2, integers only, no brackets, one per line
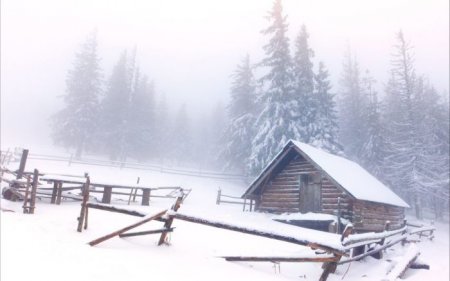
383,245,420,281
170,212,345,256
88,209,167,246
410,261,430,270
222,256,338,263
119,227,175,238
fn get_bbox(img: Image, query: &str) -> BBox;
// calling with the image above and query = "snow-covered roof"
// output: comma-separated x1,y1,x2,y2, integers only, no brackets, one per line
244,140,409,208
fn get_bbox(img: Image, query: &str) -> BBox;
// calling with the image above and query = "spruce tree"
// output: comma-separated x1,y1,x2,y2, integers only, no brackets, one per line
337,48,367,160
221,54,257,173
52,31,101,158
99,51,132,161
310,62,341,154
128,73,156,161
358,71,386,177
292,24,315,142
249,0,298,174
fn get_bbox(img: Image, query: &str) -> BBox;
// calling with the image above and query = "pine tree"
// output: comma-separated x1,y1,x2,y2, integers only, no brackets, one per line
249,0,298,174
310,62,341,154
169,103,192,164
128,73,156,161
99,51,133,161
52,31,101,158
292,24,315,142
154,93,170,161
221,55,257,173
337,48,367,160
358,70,386,177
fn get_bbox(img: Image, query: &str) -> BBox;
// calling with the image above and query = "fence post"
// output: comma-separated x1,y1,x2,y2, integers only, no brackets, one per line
320,224,353,281
216,188,221,205
29,169,39,214
77,177,91,232
16,149,29,179
401,219,408,246
22,175,31,213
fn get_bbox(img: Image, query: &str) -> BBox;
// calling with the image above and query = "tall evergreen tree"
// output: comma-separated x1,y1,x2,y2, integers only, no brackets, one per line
221,54,257,173
99,51,133,161
128,73,156,161
52,31,101,158
358,71,386,177
169,103,192,164
337,48,367,160
310,62,341,154
292,24,315,142
249,0,298,174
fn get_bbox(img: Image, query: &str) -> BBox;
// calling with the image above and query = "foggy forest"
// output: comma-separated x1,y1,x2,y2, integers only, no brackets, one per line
2,0,449,220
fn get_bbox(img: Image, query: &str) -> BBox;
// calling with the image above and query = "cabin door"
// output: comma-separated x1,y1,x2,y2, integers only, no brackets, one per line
299,174,321,213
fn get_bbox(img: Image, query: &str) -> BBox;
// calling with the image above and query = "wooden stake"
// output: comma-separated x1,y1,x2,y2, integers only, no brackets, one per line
77,177,90,232
22,176,31,213
319,224,353,281
88,209,167,246
158,196,184,245
28,169,38,214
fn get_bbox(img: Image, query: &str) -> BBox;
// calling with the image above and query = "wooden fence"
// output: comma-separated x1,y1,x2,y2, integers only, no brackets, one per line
216,189,255,211
81,194,435,281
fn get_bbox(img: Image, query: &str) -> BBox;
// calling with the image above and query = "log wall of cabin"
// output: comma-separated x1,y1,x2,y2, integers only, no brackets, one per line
320,177,352,216
257,155,305,213
352,201,405,231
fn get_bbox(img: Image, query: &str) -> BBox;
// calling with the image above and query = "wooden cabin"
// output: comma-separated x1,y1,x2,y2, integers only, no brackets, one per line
242,140,409,232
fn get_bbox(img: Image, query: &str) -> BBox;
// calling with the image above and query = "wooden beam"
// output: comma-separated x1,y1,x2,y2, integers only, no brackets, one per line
170,212,345,256
88,209,167,246
119,227,175,238
222,256,338,263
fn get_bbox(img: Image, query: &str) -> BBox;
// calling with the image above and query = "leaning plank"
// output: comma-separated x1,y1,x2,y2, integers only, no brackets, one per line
170,212,345,256
383,245,420,281
222,256,338,262
88,209,167,246
119,227,175,238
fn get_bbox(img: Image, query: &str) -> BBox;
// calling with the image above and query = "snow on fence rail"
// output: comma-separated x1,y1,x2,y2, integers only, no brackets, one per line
20,151,249,181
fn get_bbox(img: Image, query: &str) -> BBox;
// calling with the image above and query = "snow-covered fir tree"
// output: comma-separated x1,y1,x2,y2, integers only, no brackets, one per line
221,54,257,173
292,24,315,142
358,71,386,178
249,0,298,174
381,31,449,218
310,62,342,154
337,48,368,160
169,103,192,164
127,72,156,161
99,51,133,161
52,31,101,158
154,93,170,161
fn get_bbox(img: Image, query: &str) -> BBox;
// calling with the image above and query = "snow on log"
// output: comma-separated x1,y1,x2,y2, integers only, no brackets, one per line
383,244,420,281
341,226,406,247
222,255,338,263
169,211,346,255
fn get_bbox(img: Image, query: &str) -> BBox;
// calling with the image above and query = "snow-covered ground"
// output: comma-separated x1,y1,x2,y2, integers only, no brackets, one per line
1,152,449,281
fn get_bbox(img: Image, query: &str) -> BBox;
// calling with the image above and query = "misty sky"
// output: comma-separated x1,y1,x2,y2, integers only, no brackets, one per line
1,0,449,148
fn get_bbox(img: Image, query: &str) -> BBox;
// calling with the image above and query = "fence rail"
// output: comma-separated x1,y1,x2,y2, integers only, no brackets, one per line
1,149,249,181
